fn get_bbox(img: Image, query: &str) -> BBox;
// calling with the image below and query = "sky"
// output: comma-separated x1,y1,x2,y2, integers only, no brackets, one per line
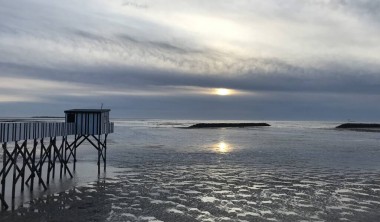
0,0,380,120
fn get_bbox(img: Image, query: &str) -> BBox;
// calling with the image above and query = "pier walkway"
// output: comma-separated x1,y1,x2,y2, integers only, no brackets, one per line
0,109,114,210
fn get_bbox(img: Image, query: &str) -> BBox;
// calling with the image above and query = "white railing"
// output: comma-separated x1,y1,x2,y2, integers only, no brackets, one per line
0,122,114,143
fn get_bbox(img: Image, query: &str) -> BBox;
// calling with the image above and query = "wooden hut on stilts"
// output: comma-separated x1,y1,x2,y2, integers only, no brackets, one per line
0,109,114,210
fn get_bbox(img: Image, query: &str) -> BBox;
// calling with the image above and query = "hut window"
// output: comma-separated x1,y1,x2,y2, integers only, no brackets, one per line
67,114,75,123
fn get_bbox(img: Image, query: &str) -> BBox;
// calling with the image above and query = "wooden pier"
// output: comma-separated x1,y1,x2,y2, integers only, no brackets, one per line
0,109,114,210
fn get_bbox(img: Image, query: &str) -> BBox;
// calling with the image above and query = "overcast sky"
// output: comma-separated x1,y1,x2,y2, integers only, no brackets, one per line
1,0,380,120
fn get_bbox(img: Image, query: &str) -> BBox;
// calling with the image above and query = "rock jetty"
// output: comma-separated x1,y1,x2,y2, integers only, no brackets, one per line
336,123,380,129
188,123,270,128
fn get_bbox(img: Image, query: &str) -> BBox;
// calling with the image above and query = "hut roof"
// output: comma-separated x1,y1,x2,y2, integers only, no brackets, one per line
64,109,110,113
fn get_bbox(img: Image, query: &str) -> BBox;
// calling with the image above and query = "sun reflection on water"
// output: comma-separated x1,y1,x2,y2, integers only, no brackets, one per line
214,142,232,153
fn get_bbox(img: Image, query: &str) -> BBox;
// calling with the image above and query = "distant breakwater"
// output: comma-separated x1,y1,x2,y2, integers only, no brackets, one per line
335,123,380,132
336,123,380,129
188,123,270,128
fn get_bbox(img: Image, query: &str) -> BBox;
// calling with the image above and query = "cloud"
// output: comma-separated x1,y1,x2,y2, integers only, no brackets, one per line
0,0,379,119
1,0,379,72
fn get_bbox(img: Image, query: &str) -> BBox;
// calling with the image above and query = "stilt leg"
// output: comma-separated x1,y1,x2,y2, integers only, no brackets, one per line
1,143,9,210
30,139,37,191
104,134,107,171
73,135,77,172
12,142,19,199
20,141,27,192
64,137,67,175
60,137,64,179
39,139,44,185
46,139,52,185
52,140,56,179
97,135,101,175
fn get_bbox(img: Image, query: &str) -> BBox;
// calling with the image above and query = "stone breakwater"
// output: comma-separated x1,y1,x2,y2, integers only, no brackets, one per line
336,123,380,129
188,123,270,128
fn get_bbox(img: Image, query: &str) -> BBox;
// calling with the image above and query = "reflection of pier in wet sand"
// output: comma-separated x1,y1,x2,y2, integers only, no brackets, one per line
0,109,114,210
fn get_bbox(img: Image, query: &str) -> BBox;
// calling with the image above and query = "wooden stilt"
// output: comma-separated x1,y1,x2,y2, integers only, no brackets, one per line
25,139,47,190
52,139,56,179
97,134,101,175
83,135,108,175
0,193,7,210
46,138,53,185
60,137,64,179
64,136,67,176
38,138,44,185
20,141,27,192
1,143,9,210
104,134,107,171
12,142,20,199
53,138,72,179
30,139,37,191
73,135,77,172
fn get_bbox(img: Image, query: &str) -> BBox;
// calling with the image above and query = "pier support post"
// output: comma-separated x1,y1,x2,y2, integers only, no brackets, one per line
1,143,9,210
46,138,52,185
11,142,20,199
30,139,38,191
38,138,44,185
104,134,107,171
64,137,67,176
97,135,101,174
20,141,27,192
59,136,65,178
82,135,108,175
21,139,45,191
73,135,77,172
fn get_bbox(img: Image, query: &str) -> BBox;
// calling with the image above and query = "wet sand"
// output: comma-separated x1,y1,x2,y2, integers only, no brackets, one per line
2,120,380,221
1,163,380,222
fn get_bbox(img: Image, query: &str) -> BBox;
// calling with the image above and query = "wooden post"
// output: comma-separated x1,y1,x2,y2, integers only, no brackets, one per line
64,136,67,176
104,134,107,171
12,142,19,199
97,134,101,175
25,139,47,191
73,135,77,172
46,138,52,185
60,137,64,179
38,138,44,185
52,139,57,179
20,141,27,192
30,139,37,191
1,143,9,210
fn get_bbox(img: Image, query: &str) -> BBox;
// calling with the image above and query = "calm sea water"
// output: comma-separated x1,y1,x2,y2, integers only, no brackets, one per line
1,120,380,221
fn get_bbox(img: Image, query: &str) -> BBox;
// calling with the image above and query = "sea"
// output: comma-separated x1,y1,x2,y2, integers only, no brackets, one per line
1,119,380,221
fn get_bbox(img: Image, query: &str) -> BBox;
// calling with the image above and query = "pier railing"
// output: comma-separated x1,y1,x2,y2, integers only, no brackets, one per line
0,122,114,143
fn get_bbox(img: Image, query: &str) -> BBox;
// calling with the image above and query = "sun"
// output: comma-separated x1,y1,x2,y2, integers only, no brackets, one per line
214,88,232,96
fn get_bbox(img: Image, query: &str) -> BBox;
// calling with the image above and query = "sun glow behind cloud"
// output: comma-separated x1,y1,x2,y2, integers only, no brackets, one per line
214,88,233,96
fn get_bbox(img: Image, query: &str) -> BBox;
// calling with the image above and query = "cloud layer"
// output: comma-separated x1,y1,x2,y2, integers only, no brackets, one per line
0,0,379,119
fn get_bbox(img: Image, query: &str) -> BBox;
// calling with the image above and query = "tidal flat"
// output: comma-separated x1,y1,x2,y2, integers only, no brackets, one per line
1,120,380,221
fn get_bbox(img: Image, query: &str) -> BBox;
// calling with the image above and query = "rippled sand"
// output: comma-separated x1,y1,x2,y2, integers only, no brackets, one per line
2,163,380,222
